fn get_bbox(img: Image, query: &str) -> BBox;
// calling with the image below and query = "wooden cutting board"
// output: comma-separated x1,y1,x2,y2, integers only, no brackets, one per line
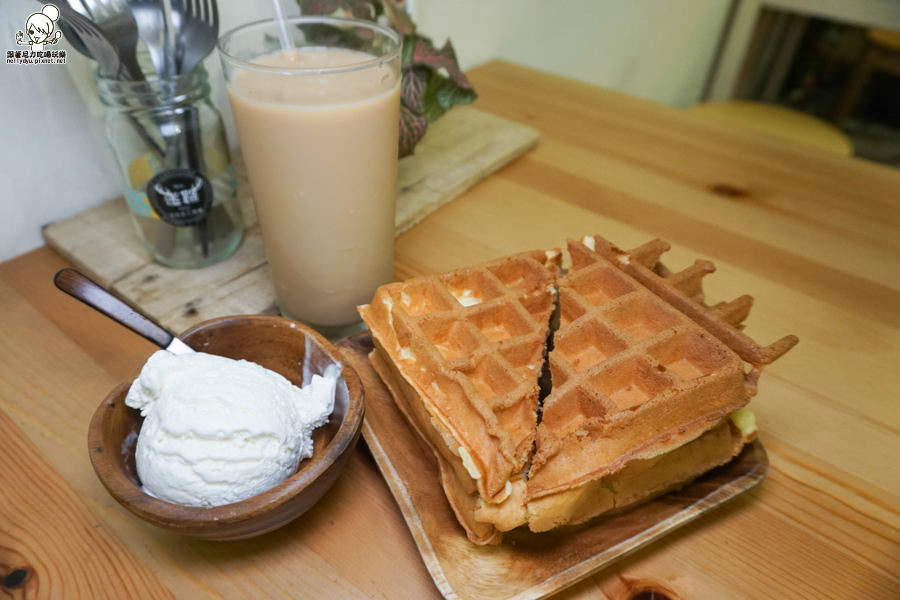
42,107,539,334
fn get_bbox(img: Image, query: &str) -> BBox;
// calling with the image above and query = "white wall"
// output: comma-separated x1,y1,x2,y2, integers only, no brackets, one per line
1,0,117,263
0,0,730,263
410,0,731,108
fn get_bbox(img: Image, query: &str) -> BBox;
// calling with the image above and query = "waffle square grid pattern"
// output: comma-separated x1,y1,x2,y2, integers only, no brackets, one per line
359,236,798,544
360,250,560,505
550,264,739,422
527,240,750,505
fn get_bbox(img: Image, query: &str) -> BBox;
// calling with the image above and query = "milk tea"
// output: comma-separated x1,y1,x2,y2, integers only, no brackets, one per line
228,48,400,330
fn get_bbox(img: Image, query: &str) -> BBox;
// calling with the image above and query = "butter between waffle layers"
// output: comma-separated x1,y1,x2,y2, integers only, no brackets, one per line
359,237,797,544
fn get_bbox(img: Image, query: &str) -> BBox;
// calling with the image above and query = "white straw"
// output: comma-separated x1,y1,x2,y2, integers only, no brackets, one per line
271,0,293,52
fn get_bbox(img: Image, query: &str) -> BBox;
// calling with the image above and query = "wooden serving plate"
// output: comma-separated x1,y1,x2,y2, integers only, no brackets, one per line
337,332,768,600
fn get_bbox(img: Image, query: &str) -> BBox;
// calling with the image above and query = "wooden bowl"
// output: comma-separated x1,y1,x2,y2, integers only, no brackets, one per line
87,315,364,541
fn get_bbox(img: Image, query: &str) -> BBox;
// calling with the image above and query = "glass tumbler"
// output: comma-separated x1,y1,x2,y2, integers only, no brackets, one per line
97,67,244,269
218,17,402,337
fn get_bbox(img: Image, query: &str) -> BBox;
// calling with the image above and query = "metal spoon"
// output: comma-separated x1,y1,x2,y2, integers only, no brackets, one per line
129,0,171,80
54,268,194,354
174,0,219,74
172,0,219,256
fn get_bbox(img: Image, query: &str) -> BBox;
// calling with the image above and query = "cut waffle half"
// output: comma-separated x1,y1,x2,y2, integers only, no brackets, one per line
526,238,761,529
359,249,562,543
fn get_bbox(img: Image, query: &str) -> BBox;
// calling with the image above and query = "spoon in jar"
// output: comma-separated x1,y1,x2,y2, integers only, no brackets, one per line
172,0,219,75
54,268,194,354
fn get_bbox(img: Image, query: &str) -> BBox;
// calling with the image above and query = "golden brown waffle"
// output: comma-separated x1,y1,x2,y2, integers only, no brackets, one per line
526,239,759,528
359,249,561,543
587,236,799,378
361,236,796,544
526,418,751,532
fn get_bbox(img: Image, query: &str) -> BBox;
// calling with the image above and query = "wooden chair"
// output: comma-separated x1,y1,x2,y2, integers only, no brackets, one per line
688,100,854,156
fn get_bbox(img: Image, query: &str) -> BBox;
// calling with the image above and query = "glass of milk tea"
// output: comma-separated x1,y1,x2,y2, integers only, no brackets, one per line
218,17,402,337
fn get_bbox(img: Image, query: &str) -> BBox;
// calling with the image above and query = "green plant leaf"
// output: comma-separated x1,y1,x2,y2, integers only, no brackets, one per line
399,107,428,158
423,68,477,124
402,34,477,147
401,65,426,113
409,36,472,91
398,66,428,157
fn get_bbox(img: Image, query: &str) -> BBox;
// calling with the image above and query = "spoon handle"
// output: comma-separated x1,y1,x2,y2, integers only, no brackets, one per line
53,268,191,353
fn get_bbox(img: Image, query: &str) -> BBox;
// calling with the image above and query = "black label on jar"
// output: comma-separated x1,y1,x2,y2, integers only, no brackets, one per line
146,169,213,227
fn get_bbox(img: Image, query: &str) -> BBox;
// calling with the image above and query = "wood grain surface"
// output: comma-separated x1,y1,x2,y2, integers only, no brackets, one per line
1,61,898,599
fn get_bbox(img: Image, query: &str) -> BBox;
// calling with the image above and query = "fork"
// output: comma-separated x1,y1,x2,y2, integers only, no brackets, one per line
55,4,124,78
61,0,145,80
57,19,93,60
56,5,164,156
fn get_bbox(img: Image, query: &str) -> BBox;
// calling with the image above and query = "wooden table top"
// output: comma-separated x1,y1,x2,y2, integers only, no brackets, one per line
1,60,897,599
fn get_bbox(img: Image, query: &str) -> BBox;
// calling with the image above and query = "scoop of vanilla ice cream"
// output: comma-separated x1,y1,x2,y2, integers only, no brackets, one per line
125,350,337,507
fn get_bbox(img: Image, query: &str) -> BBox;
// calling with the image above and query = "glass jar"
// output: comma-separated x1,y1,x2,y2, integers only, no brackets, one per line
96,67,243,269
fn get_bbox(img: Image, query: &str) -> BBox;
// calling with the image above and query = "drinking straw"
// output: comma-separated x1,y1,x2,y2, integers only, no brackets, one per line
271,0,293,51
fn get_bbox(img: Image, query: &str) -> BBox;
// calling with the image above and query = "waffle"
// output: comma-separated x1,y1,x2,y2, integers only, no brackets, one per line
359,250,562,543
361,235,796,544
585,236,798,384
526,417,753,532
525,237,767,528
